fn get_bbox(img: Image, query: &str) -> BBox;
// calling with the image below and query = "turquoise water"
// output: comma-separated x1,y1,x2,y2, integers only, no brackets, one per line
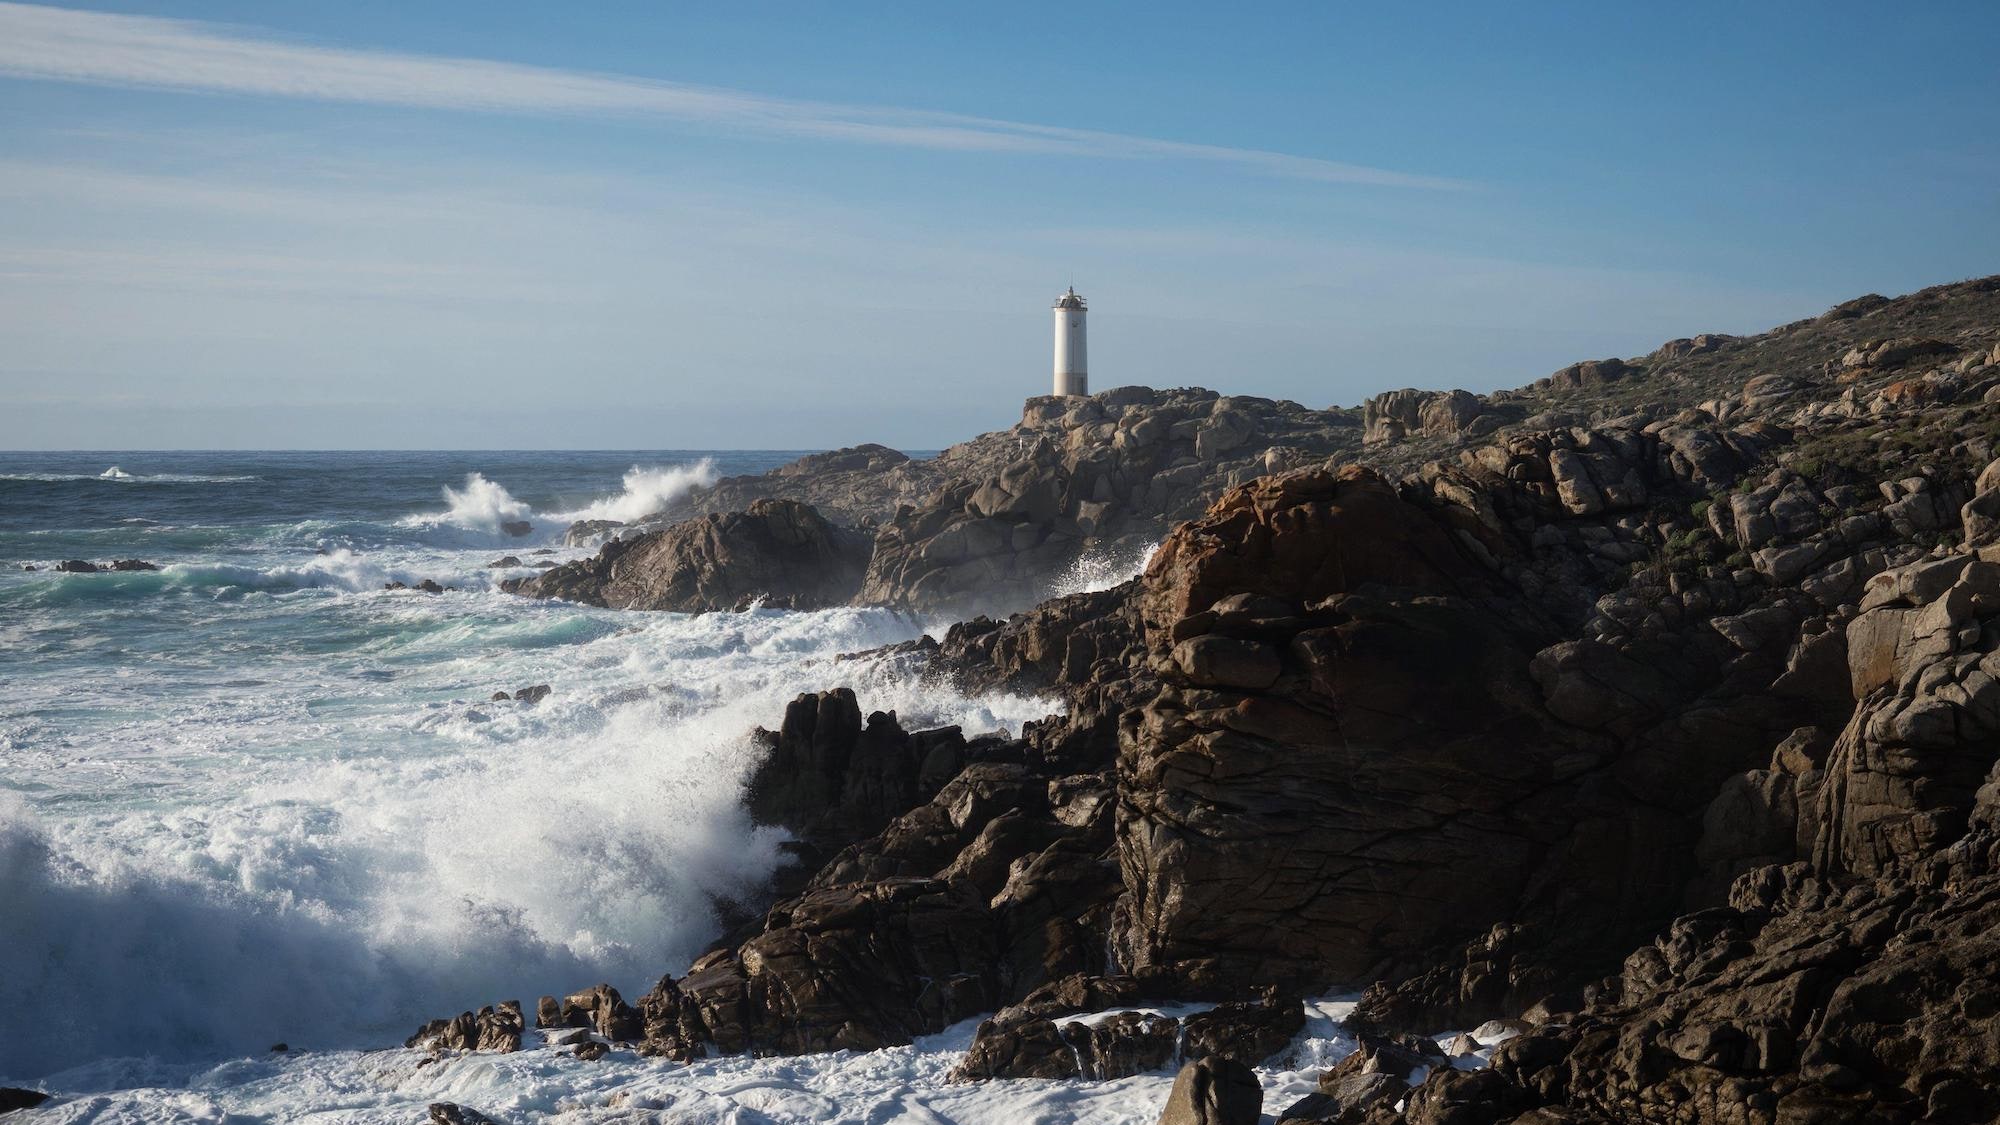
0,451,1045,1084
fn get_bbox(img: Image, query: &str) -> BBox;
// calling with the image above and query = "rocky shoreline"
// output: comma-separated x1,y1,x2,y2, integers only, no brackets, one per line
393,276,2000,1124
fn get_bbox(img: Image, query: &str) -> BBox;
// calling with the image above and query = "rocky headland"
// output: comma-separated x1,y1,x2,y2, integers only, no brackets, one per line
434,275,2000,1125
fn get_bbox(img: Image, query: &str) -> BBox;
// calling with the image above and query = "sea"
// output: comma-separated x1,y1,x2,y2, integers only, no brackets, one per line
0,451,1366,1123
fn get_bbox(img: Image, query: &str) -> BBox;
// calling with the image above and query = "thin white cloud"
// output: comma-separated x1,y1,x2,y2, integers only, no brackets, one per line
0,2,1464,189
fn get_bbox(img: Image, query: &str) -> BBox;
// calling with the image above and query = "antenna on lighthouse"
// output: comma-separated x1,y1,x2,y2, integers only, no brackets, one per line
1052,286,1088,397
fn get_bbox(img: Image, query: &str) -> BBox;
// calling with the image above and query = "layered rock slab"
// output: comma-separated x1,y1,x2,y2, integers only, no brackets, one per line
508,499,869,612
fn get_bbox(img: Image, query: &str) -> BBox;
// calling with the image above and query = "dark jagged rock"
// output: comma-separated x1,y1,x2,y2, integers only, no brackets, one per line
955,984,1304,1081
405,1001,523,1053
1155,1055,1263,1125
487,556,521,568
53,558,158,572
428,1104,507,1125
0,1088,51,1111
746,690,954,866
511,499,870,612
383,578,451,593
557,983,641,1042
659,878,996,1057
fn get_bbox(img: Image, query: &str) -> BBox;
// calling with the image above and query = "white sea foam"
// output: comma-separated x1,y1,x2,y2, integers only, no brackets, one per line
19,551,449,599
434,471,534,532
0,598,1052,1083
11,994,1401,1122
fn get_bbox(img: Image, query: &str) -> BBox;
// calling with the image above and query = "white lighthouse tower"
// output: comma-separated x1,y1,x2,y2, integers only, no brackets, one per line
1052,287,1088,397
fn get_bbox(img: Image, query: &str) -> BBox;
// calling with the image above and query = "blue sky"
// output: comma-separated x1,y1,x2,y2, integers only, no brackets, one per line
1,2,1995,450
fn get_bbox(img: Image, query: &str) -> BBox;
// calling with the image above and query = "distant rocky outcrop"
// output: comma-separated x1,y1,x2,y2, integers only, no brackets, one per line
855,388,1366,616
1360,387,1506,444
507,498,870,613
53,558,158,573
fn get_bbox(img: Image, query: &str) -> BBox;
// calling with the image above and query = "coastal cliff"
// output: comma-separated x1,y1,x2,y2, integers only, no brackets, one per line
442,275,2000,1125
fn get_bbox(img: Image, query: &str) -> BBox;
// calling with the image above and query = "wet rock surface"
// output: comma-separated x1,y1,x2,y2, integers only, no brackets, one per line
52,558,159,573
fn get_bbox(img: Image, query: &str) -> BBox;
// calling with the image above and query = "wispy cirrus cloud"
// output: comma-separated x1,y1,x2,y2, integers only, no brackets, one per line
0,1,1464,190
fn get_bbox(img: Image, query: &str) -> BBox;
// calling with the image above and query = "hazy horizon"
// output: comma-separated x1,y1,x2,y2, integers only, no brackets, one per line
3,2,1997,450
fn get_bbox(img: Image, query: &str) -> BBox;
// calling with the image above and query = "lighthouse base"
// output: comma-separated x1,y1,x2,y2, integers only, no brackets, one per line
1053,373,1089,397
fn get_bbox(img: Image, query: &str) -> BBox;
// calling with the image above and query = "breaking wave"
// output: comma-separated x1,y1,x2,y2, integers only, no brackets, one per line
435,472,534,533
412,461,719,537
545,461,720,525
0,603,1053,1081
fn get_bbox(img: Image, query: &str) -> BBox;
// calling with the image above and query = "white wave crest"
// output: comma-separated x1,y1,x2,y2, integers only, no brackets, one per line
435,471,532,533
409,461,717,540
0,470,260,483
546,460,719,525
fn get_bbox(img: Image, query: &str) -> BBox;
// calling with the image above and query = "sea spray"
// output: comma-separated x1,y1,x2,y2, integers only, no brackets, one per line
415,459,719,538
435,471,533,532
0,450,858,1084
1046,540,1160,599
545,460,720,525
0,595,1050,1080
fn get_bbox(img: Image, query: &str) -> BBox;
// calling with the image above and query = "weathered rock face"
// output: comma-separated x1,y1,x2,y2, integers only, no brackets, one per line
744,689,976,886
1468,553,2000,1124
507,499,870,612
954,977,1302,1081
856,389,1372,617
1361,388,1504,445
616,875,1002,1060
1314,526,2000,1123
1538,357,1641,391
1114,465,1760,995
406,1001,524,1054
